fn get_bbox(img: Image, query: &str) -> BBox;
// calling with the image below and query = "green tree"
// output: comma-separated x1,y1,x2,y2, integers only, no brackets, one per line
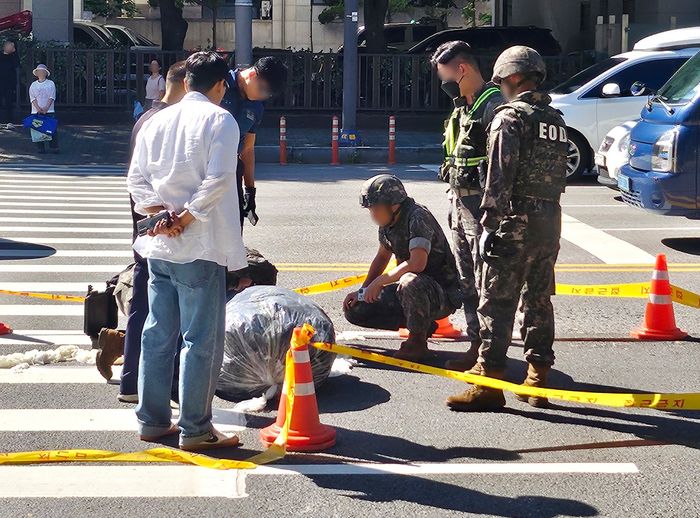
462,0,492,27
319,0,456,52
84,0,139,18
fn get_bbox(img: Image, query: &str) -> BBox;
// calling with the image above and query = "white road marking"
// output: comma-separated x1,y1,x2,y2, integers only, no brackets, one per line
0,202,127,208
0,226,131,233
0,408,246,432
4,237,131,244
419,164,441,174
562,204,627,208
0,250,133,258
0,217,132,225
0,182,125,190
0,466,247,499
561,214,655,264
0,264,127,273
1,209,128,216
0,305,84,316
0,333,92,346
0,190,128,197
0,196,127,202
0,365,121,383
601,226,700,231
0,282,100,291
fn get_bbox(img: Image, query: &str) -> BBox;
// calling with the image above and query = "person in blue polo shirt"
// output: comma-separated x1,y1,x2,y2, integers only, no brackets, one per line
220,56,288,229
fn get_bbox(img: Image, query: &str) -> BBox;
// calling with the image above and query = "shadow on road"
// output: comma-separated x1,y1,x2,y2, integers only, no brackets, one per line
0,238,56,261
662,237,700,256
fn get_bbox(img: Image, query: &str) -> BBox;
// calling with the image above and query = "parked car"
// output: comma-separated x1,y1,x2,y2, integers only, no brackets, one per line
104,24,159,50
407,26,562,56
595,120,638,188
549,27,700,179
617,47,700,217
338,21,447,53
73,21,117,47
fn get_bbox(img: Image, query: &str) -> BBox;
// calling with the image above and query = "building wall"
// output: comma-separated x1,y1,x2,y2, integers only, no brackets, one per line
0,0,21,18
509,0,585,53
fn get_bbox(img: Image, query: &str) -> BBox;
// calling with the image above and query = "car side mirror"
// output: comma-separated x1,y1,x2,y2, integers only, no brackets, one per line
630,82,647,97
602,83,621,97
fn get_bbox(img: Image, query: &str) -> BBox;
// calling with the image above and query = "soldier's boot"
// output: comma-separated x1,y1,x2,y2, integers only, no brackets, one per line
444,340,481,371
446,364,506,412
393,332,431,362
95,328,125,381
514,363,550,408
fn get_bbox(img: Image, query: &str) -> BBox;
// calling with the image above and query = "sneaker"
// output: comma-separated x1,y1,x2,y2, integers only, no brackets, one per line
117,393,138,403
180,428,240,451
139,423,179,442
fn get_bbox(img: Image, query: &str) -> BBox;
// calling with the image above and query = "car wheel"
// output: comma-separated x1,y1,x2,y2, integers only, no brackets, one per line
566,132,591,181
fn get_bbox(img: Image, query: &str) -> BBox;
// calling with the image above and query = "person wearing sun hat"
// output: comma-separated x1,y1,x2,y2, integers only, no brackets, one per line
28,63,59,154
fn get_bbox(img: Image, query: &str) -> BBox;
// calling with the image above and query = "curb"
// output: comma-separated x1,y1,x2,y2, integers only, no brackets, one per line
254,145,442,164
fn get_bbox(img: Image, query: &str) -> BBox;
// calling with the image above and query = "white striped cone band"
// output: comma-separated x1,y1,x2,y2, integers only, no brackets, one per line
293,381,316,396
292,349,310,364
652,270,669,280
649,294,672,305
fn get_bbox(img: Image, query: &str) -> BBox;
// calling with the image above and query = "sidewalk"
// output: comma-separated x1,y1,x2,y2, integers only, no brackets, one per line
0,120,442,165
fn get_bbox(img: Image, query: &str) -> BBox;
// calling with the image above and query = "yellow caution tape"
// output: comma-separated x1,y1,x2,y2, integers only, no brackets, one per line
555,283,650,299
0,289,85,303
293,274,367,296
0,328,316,471
313,342,700,411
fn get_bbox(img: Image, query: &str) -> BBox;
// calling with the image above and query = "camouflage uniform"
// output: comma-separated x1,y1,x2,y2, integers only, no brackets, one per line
345,198,462,337
477,90,568,370
441,83,503,341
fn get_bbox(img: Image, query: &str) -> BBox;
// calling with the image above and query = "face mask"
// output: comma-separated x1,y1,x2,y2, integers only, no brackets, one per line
440,80,461,100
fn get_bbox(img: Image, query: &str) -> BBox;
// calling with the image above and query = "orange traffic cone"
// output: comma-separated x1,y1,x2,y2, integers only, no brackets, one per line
260,327,336,452
631,254,687,340
0,322,12,335
399,317,464,339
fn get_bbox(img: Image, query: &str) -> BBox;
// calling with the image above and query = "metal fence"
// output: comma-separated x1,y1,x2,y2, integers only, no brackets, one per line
18,47,598,112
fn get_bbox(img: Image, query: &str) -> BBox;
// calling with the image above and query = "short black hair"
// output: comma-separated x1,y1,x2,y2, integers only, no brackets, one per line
430,40,478,69
166,60,187,84
185,51,229,93
253,56,288,95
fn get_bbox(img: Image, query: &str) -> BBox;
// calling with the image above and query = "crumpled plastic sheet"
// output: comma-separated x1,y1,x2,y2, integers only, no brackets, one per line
0,345,97,369
216,286,337,402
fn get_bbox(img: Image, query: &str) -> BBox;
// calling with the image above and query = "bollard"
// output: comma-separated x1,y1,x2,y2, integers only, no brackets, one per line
279,116,287,165
388,115,396,165
331,115,340,166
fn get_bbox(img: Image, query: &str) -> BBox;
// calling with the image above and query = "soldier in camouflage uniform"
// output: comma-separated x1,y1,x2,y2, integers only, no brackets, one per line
344,175,462,361
447,46,568,412
432,41,504,371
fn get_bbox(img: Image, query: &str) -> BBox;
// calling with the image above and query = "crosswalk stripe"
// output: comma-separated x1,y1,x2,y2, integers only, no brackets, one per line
0,250,133,258
0,195,127,202
0,365,119,383
0,202,127,208
0,217,133,225
0,334,92,346
0,466,246,498
0,305,84,316
0,408,246,432
1,190,129,197
0,282,100,291
2,209,130,216
0,226,131,233
0,265,127,273
5,237,131,244
0,182,125,189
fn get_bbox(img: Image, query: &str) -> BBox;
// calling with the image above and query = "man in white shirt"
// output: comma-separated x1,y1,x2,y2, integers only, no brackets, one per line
127,52,246,451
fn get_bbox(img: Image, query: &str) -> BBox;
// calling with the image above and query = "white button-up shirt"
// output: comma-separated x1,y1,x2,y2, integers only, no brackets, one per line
127,92,246,270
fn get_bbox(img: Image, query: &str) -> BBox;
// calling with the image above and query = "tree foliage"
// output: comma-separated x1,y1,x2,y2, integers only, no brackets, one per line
84,0,139,18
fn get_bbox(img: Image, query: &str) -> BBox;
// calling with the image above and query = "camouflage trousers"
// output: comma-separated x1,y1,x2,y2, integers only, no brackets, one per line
344,273,456,337
448,191,482,342
478,198,561,370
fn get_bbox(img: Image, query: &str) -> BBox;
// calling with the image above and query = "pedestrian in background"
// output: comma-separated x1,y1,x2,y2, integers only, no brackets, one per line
447,46,568,412
0,40,19,128
145,59,165,110
28,64,59,154
128,51,246,450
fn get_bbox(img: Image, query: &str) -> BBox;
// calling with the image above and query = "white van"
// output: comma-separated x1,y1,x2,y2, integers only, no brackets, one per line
550,27,700,179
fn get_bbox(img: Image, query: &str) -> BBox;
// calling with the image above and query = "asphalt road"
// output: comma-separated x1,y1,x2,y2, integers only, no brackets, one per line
0,163,698,517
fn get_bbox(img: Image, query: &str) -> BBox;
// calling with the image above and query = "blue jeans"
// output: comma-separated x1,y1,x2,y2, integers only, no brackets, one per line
136,258,226,443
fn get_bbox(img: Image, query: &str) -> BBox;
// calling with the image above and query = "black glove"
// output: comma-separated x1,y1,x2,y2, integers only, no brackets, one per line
243,187,256,216
479,231,495,261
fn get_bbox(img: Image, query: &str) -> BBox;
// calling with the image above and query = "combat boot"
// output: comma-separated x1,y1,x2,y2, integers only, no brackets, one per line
95,328,125,381
514,363,550,408
444,340,480,371
393,333,431,362
446,364,506,412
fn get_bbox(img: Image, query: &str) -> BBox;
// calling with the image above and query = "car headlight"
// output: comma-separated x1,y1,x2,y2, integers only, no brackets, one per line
618,132,631,154
599,136,614,153
651,128,678,172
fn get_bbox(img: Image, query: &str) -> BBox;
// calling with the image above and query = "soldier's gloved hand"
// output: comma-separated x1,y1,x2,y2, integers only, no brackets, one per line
479,231,495,260
243,187,257,216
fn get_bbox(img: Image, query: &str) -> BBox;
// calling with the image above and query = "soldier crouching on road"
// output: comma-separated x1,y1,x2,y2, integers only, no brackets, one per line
446,46,568,412
344,175,462,362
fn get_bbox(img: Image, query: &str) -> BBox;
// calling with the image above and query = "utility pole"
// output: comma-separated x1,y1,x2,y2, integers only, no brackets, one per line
339,0,359,146
235,0,253,68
